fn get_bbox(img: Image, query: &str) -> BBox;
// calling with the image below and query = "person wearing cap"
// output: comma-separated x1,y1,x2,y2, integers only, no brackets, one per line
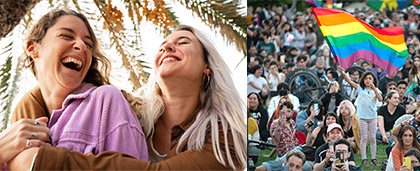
313,123,356,171
323,138,363,171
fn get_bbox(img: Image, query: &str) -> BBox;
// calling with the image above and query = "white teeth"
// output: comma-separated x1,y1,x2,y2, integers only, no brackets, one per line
162,57,177,64
61,57,82,69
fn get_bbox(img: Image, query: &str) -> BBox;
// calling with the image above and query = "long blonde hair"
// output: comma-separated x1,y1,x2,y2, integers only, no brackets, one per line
139,25,246,169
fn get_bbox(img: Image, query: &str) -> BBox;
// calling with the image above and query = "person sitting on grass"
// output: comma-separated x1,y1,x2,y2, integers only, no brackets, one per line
256,151,306,171
336,100,361,154
306,112,338,149
391,125,420,171
377,90,406,145
400,148,420,171
323,138,362,171
313,123,356,171
270,102,299,158
259,109,336,171
296,100,325,136
392,110,420,145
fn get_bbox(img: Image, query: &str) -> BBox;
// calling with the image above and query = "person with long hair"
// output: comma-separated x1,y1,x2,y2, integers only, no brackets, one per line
8,9,148,161
339,66,383,166
392,125,420,170
296,99,325,136
336,100,361,154
313,124,357,170
248,64,269,101
406,55,420,99
248,92,269,141
401,148,420,171
377,90,406,145
8,25,246,170
270,102,298,158
321,81,345,113
305,112,338,148
266,61,285,97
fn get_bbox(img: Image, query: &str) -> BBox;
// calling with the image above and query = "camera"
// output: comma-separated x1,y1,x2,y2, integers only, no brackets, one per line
307,120,314,127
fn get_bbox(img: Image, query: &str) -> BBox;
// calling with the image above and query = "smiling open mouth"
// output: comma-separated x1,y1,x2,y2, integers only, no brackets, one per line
61,57,82,72
160,56,180,65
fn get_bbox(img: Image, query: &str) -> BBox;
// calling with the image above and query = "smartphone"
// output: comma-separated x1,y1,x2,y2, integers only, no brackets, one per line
313,103,319,116
328,142,334,161
404,157,412,169
307,120,314,127
280,55,286,64
414,165,420,171
336,152,344,164
329,141,334,151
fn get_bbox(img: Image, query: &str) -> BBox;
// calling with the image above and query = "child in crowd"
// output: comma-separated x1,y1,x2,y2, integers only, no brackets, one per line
339,66,383,166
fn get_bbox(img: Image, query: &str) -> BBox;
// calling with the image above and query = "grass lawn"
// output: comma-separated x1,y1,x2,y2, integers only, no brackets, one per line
255,144,389,170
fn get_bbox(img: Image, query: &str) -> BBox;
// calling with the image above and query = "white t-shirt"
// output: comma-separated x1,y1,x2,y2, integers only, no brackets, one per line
267,73,283,92
247,74,267,94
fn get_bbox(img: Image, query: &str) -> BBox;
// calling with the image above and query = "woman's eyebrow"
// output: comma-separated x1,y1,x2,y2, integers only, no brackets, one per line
58,27,93,42
160,36,192,46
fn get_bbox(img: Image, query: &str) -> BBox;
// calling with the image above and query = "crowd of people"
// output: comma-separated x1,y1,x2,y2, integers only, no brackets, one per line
247,1,420,171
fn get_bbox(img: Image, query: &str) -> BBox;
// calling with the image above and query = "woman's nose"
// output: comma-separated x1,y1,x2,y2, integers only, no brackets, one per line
162,43,175,52
73,40,87,52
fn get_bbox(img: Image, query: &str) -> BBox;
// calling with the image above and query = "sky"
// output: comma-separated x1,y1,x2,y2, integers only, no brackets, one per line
0,0,246,127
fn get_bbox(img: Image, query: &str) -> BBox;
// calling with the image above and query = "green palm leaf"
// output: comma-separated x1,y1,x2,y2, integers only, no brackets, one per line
0,34,20,131
175,0,246,55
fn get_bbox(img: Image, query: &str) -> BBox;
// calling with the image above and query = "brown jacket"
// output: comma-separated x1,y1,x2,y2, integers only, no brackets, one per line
351,114,361,154
11,86,48,123
13,86,242,170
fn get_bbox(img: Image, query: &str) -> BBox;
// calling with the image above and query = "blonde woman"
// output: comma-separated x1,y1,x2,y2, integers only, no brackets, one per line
336,100,361,154
377,90,406,145
9,25,246,170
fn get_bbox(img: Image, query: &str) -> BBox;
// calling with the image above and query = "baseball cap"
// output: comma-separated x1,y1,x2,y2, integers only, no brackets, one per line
327,123,343,134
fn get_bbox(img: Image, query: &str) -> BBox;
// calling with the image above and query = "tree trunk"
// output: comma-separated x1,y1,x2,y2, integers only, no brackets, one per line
0,0,40,38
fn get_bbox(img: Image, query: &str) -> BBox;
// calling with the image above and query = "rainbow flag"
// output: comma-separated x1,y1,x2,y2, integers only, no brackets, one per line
311,7,408,76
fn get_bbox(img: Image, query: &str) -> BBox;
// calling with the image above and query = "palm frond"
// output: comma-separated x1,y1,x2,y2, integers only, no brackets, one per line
94,0,148,90
0,34,19,131
175,0,246,55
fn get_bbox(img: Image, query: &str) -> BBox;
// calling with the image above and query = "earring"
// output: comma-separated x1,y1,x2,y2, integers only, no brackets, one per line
202,73,211,90
24,56,34,67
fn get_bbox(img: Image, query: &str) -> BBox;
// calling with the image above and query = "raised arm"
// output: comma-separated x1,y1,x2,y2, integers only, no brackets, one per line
338,66,358,90
305,126,320,147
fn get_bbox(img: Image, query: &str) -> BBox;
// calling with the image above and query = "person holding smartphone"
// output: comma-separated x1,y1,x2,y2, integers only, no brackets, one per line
296,100,324,136
323,138,362,171
313,124,357,171
400,148,420,171
269,102,299,158
256,151,306,171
